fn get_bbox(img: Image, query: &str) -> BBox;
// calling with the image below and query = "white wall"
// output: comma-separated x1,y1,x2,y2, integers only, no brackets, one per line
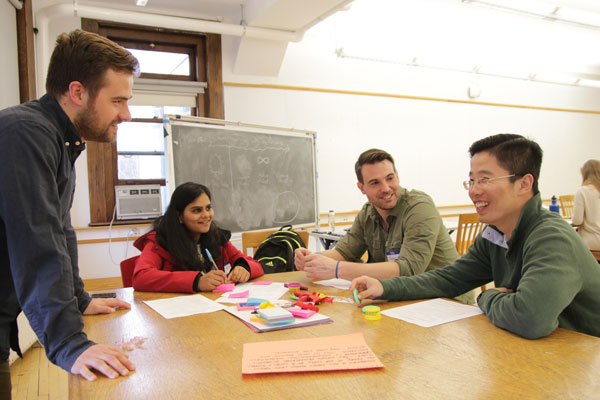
222,26,600,214
27,3,600,279
0,1,19,110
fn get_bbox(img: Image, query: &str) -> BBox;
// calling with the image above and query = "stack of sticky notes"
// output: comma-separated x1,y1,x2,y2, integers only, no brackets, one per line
257,307,295,325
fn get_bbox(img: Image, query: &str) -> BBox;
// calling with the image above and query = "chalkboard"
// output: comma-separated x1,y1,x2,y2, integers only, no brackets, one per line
165,118,318,233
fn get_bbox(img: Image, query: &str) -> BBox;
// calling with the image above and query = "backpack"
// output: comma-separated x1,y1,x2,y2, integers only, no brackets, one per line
253,225,306,273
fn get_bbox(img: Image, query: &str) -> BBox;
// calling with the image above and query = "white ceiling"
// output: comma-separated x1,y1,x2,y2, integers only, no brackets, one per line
64,0,352,75
36,0,600,80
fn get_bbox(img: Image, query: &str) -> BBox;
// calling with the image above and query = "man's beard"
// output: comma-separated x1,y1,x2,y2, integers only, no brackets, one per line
73,101,119,143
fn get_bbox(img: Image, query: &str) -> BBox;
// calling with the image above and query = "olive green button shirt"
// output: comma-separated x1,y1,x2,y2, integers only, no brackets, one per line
335,187,459,276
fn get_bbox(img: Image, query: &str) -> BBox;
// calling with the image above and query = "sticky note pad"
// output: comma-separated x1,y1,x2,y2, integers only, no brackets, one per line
237,303,257,311
258,307,294,322
246,298,266,306
288,308,316,319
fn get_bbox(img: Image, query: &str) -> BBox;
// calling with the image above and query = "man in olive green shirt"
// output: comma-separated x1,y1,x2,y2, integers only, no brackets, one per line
295,149,470,302
351,134,600,338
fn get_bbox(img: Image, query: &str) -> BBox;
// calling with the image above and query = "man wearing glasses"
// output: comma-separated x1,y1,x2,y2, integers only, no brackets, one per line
296,148,474,304
352,134,600,339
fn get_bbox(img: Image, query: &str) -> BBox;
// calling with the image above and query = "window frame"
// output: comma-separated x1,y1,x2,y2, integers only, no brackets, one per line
82,19,224,225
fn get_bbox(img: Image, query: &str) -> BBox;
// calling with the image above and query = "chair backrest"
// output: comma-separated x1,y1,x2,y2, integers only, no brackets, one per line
455,213,485,257
242,229,309,257
559,195,575,218
592,250,600,263
120,255,139,288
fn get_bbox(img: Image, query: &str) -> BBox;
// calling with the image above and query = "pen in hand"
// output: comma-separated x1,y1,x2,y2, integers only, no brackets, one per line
205,249,219,271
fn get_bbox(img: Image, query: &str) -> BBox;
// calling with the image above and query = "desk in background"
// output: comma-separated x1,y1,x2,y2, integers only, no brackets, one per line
71,272,600,399
309,230,345,250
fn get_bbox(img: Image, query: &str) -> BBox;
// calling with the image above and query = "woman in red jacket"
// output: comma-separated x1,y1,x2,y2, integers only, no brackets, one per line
132,182,264,292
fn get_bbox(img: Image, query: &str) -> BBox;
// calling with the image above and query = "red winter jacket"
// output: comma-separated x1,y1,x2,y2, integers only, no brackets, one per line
132,231,264,293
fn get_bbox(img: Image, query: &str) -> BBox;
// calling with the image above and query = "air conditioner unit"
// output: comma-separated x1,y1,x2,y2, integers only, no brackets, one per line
115,185,162,220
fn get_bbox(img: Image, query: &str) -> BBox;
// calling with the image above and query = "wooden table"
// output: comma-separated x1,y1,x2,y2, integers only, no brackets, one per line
70,272,600,399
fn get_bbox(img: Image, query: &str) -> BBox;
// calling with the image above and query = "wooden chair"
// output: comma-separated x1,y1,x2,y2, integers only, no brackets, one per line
455,213,485,257
559,194,575,218
454,213,487,291
592,250,600,263
242,229,309,257
120,255,139,288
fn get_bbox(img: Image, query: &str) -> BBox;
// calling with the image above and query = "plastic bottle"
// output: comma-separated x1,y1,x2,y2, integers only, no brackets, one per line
328,210,335,232
549,195,560,213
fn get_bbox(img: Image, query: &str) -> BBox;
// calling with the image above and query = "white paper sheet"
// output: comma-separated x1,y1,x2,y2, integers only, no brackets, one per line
215,282,288,304
381,298,483,328
313,278,352,290
144,294,226,319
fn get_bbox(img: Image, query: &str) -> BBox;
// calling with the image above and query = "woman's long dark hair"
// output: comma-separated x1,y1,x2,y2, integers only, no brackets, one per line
153,182,231,272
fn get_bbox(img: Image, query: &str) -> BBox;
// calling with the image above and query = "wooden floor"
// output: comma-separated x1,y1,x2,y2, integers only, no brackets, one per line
10,277,123,399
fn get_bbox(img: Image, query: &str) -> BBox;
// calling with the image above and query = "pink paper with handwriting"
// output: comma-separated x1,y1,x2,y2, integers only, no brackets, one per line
242,332,383,374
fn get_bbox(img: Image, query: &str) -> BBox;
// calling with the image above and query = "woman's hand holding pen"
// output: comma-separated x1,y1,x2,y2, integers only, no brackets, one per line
227,266,250,283
197,270,227,291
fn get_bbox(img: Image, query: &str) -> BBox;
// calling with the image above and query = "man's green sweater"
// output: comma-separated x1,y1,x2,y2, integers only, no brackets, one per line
379,194,600,339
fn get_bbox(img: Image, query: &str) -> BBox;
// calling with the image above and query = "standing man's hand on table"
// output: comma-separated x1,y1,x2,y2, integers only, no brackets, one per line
351,276,384,301
71,344,136,381
83,298,131,315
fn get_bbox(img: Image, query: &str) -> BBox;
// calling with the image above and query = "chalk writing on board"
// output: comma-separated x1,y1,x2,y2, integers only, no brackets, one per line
169,122,317,232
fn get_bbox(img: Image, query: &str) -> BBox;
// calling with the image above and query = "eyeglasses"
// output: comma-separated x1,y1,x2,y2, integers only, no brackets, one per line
462,174,516,190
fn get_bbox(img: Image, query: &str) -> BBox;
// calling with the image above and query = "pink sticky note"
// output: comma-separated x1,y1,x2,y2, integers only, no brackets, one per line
252,281,272,285
212,283,235,293
288,308,316,318
229,290,250,299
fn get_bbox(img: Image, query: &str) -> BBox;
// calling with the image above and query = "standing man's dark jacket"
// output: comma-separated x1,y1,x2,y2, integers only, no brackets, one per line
0,94,95,370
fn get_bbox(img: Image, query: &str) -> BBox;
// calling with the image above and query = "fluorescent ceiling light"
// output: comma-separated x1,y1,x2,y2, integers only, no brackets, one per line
578,79,600,88
555,7,600,27
463,0,557,16
463,0,600,30
532,71,579,85
477,64,533,80
136,0,148,6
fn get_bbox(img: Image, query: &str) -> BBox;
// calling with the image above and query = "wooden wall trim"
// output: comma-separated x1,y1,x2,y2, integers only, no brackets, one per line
16,0,36,102
206,33,224,119
224,82,600,115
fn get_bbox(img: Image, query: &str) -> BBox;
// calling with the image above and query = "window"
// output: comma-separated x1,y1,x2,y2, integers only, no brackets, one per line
117,106,191,182
82,19,224,224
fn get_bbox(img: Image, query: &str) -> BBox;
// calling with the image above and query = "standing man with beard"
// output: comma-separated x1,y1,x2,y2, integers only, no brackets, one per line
295,149,472,303
0,30,139,397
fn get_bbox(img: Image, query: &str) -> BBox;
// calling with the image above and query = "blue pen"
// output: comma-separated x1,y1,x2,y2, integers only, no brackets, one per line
205,249,219,271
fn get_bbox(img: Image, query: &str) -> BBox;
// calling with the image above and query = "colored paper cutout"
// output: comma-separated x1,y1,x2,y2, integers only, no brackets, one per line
229,290,250,298
213,283,235,293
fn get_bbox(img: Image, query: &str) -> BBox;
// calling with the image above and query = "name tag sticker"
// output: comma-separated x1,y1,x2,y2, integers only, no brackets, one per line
386,250,400,262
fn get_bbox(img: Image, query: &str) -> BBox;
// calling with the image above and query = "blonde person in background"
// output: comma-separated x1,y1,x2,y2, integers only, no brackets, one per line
573,160,600,251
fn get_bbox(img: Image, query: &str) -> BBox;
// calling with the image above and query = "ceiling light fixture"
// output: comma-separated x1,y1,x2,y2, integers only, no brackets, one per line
335,48,600,89
136,0,148,7
462,0,600,31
